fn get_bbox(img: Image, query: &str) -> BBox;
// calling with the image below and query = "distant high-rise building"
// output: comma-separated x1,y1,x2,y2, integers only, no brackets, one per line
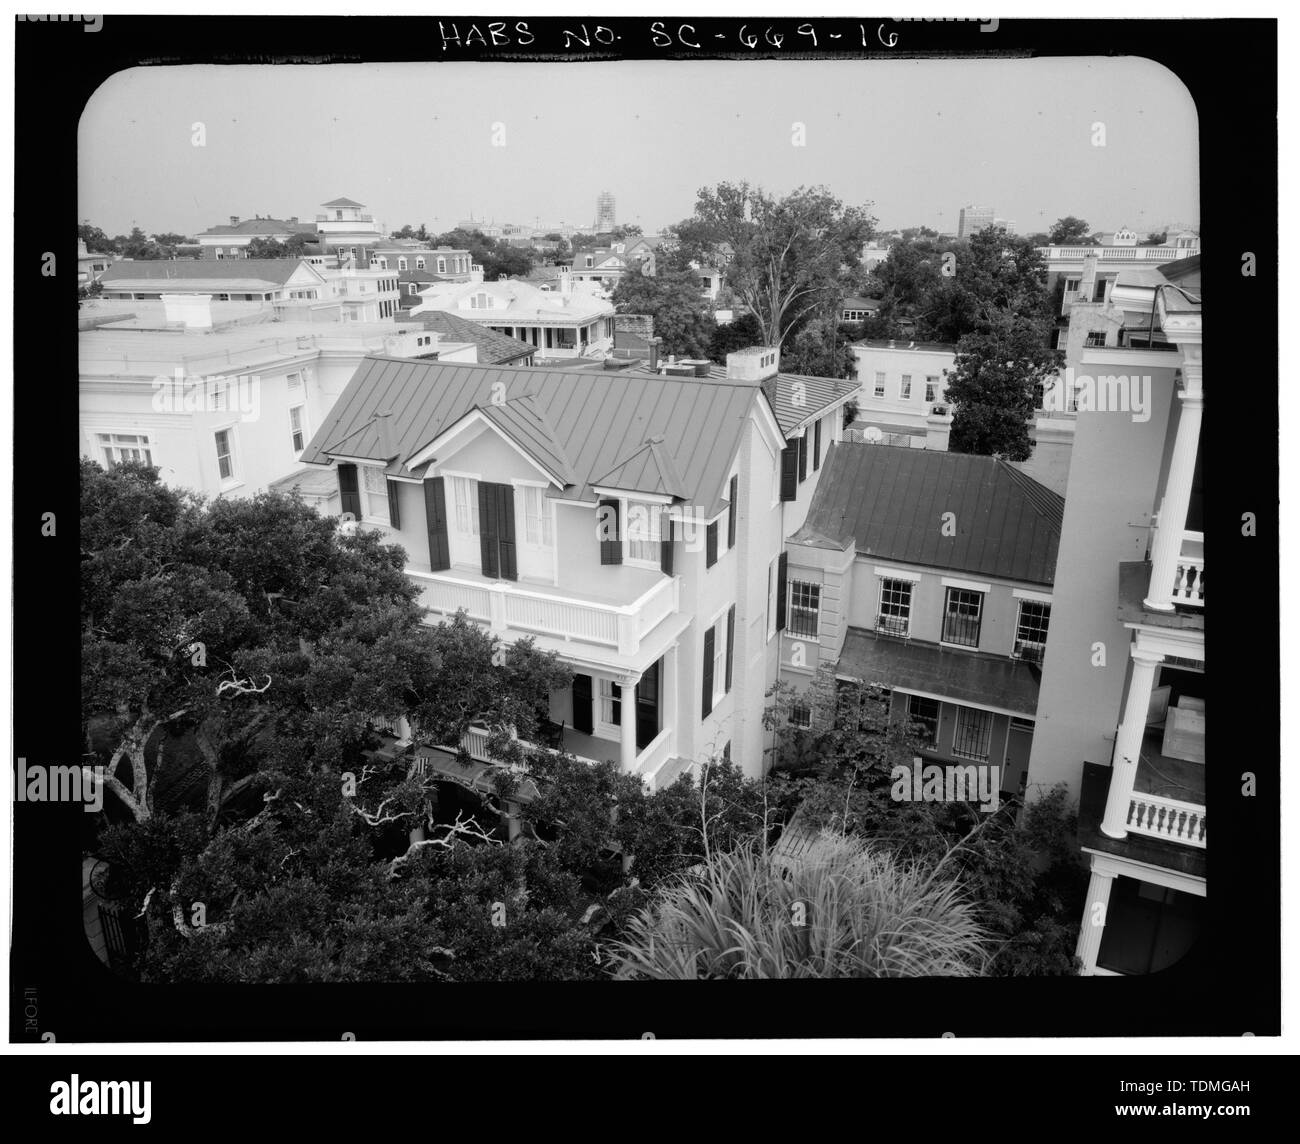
595,191,616,232
957,205,995,238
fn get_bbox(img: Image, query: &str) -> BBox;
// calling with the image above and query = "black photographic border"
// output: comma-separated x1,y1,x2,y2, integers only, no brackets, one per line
13,13,1279,1043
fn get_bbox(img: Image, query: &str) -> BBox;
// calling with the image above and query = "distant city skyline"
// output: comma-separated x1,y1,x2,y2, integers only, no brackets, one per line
79,58,1198,239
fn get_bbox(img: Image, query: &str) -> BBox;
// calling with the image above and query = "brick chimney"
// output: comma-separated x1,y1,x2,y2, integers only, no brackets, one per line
645,336,662,371
725,346,780,383
229,216,240,226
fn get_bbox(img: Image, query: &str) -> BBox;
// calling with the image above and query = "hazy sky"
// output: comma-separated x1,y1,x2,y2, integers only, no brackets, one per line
79,57,1198,238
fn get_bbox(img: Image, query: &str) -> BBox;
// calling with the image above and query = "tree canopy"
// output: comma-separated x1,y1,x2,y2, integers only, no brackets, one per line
664,182,875,349
611,264,716,358
434,228,535,280
1047,216,1091,245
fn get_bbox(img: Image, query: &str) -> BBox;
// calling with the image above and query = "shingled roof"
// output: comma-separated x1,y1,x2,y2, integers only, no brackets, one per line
301,357,763,515
797,441,1064,586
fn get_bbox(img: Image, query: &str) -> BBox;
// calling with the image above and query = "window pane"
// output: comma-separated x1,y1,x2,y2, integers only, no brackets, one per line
788,581,820,638
626,500,660,562
943,588,983,647
952,706,993,761
877,578,912,636
1014,601,1051,663
908,695,940,748
452,477,479,535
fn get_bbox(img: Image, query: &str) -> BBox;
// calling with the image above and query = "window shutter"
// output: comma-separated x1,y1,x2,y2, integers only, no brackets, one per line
727,475,738,549
478,481,499,579
780,442,799,501
338,463,361,519
635,659,660,752
423,477,450,571
814,419,822,471
386,479,402,529
659,513,674,575
496,483,518,581
776,552,789,631
725,604,735,692
706,521,718,568
701,626,715,718
572,674,594,735
798,433,808,482
598,498,622,565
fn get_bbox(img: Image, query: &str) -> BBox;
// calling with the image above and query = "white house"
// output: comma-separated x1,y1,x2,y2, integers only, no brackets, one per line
411,269,617,360
300,346,859,785
79,296,476,502
851,339,955,433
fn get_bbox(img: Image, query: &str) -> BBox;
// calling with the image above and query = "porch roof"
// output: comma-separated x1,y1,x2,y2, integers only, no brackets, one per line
838,627,1041,717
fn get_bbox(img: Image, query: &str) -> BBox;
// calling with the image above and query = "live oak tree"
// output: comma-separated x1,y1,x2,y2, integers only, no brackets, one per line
666,182,876,349
80,462,567,832
611,264,716,358
85,461,589,981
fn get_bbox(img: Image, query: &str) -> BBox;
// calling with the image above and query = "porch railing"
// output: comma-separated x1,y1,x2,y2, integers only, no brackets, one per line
1126,792,1206,848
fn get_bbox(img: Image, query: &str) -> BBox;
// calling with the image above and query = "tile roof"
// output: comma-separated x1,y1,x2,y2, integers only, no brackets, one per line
301,357,761,514
798,441,1064,586
398,310,535,364
100,258,313,287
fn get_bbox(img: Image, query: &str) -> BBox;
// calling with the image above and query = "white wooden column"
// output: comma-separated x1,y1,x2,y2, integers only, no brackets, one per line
1101,646,1164,838
663,645,679,758
1144,359,1204,611
619,672,642,773
1076,865,1117,975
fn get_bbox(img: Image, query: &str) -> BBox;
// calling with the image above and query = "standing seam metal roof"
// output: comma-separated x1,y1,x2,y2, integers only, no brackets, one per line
798,441,1064,585
301,356,761,513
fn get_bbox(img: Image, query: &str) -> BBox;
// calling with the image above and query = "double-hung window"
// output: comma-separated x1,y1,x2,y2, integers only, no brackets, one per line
1014,600,1051,663
900,374,912,400
361,465,390,525
214,429,235,482
788,581,820,639
598,678,622,733
943,587,983,648
625,499,661,565
876,578,913,637
873,371,886,399
925,377,939,404
952,706,993,761
289,405,306,454
97,432,153,467
449,475,479,535
908,695,941,749
522,484,553,547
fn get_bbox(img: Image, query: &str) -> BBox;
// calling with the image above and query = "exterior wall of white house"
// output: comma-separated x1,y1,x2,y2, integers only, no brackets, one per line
853,343,955,428
80,320,473,500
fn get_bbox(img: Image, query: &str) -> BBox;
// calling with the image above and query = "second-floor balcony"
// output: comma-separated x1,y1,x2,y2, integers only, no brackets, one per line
408,563,680,658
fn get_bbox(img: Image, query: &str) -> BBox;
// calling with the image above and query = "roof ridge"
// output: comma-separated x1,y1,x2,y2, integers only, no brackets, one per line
997,459,1065,529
